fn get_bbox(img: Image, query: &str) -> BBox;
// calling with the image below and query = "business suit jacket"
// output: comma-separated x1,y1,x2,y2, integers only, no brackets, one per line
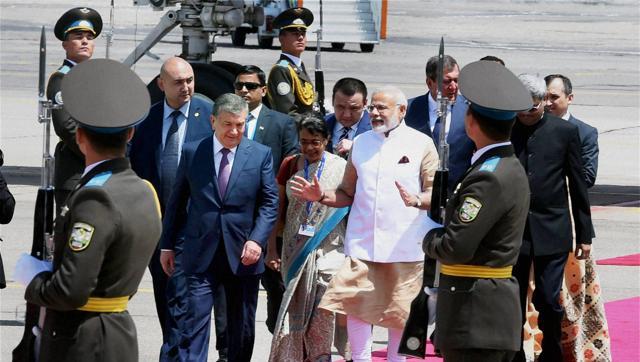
405,92,475,191
129,97,213,211
324,111,372,153
252,105,299,170
425,145,530,351
568,114,599,188
160,135,279,276
511,113,593,256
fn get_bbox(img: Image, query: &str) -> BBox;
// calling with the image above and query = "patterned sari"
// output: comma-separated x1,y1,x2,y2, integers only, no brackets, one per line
269,152,349,362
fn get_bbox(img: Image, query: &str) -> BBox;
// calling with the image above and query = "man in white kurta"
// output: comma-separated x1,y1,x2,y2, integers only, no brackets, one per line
290,85,438,362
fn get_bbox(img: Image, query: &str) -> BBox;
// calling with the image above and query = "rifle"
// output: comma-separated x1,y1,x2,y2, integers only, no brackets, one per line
13,26,56,362
399,37,449,358
313,0,326,116
105,0,115,59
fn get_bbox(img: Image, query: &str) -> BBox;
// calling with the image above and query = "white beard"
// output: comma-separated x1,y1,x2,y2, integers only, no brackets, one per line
372,114,400,133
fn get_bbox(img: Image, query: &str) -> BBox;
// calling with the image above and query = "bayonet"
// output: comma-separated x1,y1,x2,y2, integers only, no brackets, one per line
38,27,46,99
106,0,115,59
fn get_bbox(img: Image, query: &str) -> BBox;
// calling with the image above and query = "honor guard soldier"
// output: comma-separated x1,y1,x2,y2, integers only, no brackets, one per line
423,61,533,361
14,59,162,362
267,7,315,116
49,7,102,215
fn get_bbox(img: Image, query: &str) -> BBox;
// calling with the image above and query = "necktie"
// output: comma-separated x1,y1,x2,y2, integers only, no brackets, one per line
218,148,231,198
244,114,253,139
432,116,442,148
161,110,181,206
338,127,350,143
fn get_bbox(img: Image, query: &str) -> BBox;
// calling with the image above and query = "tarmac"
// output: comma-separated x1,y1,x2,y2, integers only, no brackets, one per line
1,0,639,361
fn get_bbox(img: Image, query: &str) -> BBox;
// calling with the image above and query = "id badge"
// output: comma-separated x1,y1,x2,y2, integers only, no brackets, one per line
298,224,316,237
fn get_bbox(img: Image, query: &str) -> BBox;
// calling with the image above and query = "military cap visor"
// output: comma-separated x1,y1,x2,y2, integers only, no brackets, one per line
274,7,314,30
459,61,533,121
54,7,102,41
61,59,150,133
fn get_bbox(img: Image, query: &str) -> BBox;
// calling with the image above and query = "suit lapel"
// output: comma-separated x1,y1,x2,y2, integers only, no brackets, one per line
224,139,251,202
357,111,371,135
253,107,268,143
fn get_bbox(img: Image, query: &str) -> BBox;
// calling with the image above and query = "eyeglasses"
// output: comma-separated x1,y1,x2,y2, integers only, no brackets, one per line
233,82,262,91
528,101,543,113
366,103,397,113
299,139,324,147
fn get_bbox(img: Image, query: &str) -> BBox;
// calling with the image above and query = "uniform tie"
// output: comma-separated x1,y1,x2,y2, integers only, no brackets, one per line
218,148,231,198
161,110,181,206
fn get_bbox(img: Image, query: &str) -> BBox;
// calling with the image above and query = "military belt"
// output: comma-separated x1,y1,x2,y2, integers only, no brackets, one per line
77,296,129,312
440,264,512,279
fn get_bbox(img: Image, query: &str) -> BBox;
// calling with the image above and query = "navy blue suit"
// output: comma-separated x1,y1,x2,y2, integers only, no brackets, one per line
405,92,475,192
160,135,278,361
568,115,599,188
324,110,372,153
128,96,213,359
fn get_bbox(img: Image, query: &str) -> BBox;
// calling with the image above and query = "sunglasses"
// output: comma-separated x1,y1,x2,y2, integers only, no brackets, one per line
233,82,262,91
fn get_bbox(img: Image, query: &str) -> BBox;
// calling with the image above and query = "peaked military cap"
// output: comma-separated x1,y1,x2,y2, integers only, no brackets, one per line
273,7,314,30
61,59,150,133
54,7,103,41
459,61,533,121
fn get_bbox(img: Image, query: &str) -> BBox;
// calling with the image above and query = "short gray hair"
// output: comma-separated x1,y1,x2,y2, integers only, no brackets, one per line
212,93,248,117
371,85,408,107
518,73,547,100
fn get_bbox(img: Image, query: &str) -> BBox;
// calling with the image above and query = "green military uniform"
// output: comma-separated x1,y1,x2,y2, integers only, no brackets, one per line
267,54,315,115
25,158,161,361
21,59,158,362
423,60,533,360
267,7,315,116
48,60,84,210
49,7,102,213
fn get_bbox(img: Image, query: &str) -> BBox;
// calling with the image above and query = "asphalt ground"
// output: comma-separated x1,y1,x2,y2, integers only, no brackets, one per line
1,1,639,361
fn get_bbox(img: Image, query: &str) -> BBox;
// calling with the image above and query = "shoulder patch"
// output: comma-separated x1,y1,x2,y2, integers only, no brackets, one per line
277,60,290,68
85,171,112,187
58,65,72,74
459,197,482,223
479,156,500,173
277,82,291,95
69,222,95,252
54,91,64,105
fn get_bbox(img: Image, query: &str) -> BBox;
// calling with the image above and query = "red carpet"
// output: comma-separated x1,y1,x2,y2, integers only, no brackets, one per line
335,340,442,361
597,253,640,266
605,296,640,362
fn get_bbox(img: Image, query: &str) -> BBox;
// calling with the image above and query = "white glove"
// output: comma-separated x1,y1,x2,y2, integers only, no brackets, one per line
13,253,53,286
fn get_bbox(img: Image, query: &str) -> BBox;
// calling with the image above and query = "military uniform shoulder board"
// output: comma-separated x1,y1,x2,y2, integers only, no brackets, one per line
57,64,72,75
479,156,500,172
459,196,482,223
69,222,95,252
85,171,112,187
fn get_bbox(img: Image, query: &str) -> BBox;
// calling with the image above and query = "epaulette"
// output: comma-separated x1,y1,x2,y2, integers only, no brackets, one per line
479,156,500,172
57,64,72,75
277,60,290,68
85,171,112,187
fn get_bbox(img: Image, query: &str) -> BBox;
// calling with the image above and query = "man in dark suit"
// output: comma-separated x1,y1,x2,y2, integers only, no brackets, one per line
545,74,599,187
129,57,213,360
267,7,315,116
511,74,593,362
324,77,372,158
48,7,102,215
424,60,532,362
405,54,475,192
234,65,298,335
160,93,278,362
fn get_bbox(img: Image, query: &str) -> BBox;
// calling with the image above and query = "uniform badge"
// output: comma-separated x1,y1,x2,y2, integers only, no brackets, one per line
54,91,64,105
68,222,95,252
406,337,421,351
194,112,200,117
277,82,291,95
80,8,90,14
459,197,482,223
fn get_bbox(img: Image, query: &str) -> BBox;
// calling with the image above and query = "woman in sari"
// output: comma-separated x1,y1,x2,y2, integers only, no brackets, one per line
268,116,350,361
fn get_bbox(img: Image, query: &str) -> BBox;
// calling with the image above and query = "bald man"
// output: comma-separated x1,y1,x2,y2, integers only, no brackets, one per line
129,57,214,359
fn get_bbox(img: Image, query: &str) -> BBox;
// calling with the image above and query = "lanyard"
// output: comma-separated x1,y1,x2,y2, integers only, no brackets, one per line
303,153,326,221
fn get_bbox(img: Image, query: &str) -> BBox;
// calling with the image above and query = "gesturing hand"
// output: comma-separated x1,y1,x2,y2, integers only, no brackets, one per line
289,175,323,202
395,181,419,208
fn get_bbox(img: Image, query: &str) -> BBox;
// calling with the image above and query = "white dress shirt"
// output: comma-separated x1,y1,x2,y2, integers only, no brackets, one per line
282,53,302,68
471,141,512,165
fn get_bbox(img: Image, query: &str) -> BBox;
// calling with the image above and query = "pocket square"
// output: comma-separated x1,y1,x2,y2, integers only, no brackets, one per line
398,156,410,164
